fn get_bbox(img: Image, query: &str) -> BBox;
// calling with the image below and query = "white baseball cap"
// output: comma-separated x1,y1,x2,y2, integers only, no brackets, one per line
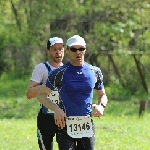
47,37,63,48
66,35,86,47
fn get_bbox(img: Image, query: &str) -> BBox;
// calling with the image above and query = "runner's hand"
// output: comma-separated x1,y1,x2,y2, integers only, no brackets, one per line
92,104,104,118
54,106,67,129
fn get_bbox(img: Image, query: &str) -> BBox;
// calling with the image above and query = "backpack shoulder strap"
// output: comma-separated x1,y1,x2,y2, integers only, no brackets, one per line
40,62,51,111
43,62,51,72
39,62,51,85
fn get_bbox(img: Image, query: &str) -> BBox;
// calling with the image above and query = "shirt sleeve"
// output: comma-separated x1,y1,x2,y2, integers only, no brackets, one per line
94,67,104,90
30,63,46,84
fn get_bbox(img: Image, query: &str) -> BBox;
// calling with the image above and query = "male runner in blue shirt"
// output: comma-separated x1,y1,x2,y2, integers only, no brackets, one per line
37,35,108,150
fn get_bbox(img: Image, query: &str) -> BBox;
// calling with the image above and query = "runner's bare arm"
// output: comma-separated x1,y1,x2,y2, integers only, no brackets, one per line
96,88,108,106
92,88,108,117
37,84,59,111
37,84,67,128
26,81,43,100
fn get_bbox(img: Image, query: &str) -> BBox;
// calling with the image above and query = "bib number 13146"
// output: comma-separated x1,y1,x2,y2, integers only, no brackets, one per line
66,116,93,138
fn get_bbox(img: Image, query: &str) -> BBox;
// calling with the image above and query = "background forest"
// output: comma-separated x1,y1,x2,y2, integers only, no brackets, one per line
0,0,150,102
0,1,150,149
0,0,150,110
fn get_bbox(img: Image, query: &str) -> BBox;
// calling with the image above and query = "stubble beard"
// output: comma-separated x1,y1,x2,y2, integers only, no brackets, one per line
53,57,62,64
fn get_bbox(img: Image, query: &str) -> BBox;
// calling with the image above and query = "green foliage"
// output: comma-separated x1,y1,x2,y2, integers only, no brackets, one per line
0,0,150,94
0,32,7,74
0,74,39,119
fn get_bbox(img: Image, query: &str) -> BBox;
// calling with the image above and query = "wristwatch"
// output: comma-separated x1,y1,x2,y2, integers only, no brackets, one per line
100,103,106,108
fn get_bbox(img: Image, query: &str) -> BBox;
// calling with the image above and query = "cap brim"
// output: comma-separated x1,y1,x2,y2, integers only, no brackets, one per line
68,42,86,47
51,42,64,46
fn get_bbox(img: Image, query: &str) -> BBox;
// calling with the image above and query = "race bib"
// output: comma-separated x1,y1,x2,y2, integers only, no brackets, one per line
47,91,59,113
66,116,93,138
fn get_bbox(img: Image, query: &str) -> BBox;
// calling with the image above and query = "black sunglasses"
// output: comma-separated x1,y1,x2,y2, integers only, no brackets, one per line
69,47,86,52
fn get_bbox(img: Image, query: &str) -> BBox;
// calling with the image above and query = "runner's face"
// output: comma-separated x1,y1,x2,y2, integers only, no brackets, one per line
66,45,86,66
47,43,64,63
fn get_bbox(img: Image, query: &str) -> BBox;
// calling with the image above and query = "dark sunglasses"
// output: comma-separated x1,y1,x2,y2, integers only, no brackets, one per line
69,47,86,52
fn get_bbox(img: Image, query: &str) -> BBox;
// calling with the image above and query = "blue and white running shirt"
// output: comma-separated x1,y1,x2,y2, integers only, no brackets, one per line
46,62,104,116
30,61,63,115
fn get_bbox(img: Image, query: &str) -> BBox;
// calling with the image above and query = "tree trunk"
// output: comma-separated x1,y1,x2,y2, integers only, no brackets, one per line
139,100,148,116
10,0,21,31
108,54,125,87
133,54,148,93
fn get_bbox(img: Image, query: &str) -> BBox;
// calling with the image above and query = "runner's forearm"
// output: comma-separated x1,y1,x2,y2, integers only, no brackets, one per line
26,84,43,100
98,94,108,107
37,92,59,111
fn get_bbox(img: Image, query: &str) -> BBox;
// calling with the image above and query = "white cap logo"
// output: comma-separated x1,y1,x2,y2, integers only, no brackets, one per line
49,37,63,46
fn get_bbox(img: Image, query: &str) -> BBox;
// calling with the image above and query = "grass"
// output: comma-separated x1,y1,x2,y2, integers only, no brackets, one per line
0,75,150,149
0,119,39,150
94,115,150,150
0,115,150,150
